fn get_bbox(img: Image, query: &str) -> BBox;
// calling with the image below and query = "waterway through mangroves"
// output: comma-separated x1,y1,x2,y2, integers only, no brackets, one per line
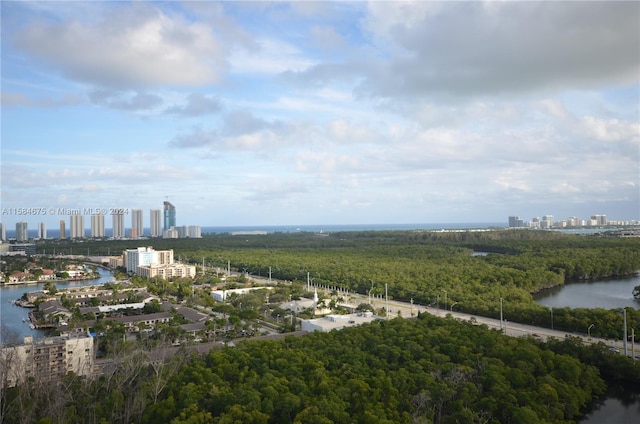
534,273,640,423
535,272,640,310
0,266,113,342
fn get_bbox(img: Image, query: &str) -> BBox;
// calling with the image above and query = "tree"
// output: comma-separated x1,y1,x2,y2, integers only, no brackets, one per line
43,281,57,295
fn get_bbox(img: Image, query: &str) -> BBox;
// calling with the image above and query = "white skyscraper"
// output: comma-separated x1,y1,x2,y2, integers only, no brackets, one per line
131,209,143,238
187,225,202,238
0,223,5,241
38,222,47,239
70,214,85,238
112,213,125,239
91,214,105,238
150,209,161,237
16,221,28,242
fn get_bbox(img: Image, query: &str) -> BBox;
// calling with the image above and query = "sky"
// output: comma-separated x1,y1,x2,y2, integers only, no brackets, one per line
1,0,639,230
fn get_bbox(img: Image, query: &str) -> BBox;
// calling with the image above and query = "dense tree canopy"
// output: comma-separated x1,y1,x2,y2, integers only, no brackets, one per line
6,314,633,424
38,230,640,338
4,230,639,423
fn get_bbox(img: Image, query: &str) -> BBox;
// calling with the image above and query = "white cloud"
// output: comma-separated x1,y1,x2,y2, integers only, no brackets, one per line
579,116,640,144
229,37,315,75
13,5,227,88
357,1,640,100
2,1,638,225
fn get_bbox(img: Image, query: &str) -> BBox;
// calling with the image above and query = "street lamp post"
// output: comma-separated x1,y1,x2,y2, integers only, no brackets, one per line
588,324,594,339
442,290,447,311
500,297,504,332
450,301,458,312
548,306,553,330
369,280,375,307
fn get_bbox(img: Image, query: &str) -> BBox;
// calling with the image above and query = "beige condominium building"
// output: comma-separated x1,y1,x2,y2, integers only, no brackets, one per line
1,334,94,388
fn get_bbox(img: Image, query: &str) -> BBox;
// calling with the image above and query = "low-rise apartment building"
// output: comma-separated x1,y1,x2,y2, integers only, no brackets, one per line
1,334,94,388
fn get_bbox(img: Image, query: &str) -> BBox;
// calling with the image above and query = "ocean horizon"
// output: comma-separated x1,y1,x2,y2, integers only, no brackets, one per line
4,222,506,239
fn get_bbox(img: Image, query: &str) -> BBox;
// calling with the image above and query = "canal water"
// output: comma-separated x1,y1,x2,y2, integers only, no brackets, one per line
535,272,640,423
535,273,640,310
0,266,113,342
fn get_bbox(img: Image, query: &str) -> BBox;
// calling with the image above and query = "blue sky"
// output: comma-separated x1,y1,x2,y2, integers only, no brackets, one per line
1,1,639,229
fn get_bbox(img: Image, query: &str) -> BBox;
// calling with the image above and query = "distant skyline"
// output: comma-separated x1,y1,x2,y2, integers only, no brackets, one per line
2,1,638,229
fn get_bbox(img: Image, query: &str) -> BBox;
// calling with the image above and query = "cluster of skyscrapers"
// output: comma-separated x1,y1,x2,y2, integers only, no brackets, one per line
508,214,622,229
0,201,201,242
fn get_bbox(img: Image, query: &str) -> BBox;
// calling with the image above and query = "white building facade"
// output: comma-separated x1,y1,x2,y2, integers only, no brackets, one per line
112,213,125,239
91,214,105,238
38,222,47,239
150,209,162,237
131,209,143,239
69,215,85,239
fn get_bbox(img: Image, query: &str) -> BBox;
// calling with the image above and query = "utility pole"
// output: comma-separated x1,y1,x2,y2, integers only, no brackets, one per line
443,290,447,311
624,308,628,357
500,297,504,333
632,328,635,359
385,283,389,320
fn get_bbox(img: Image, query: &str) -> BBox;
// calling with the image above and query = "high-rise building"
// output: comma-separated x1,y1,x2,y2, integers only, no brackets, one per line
163,201,176,231
59,220,66,239
592,215,607,226
124,247,158,273
38,222,47,239
123,247,174,274
131,209,143,239
0,222,6,241
91,214,105,238
69,215,84,239
112,213,125,239
16,221,28,242
508,216,524,228
187,225,202,238
150,209,162,237
162,228,178,239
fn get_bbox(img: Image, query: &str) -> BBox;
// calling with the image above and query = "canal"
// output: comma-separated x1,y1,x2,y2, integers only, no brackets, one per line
0,266,113,342
535,272,640,423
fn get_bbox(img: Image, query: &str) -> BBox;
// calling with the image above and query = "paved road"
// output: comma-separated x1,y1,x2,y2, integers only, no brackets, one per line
343,290,640,358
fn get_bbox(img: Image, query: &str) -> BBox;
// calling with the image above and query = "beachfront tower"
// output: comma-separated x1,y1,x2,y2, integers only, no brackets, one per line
150,209,161,237
16,221,28,242
131,209,143,238
163,201,176,231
